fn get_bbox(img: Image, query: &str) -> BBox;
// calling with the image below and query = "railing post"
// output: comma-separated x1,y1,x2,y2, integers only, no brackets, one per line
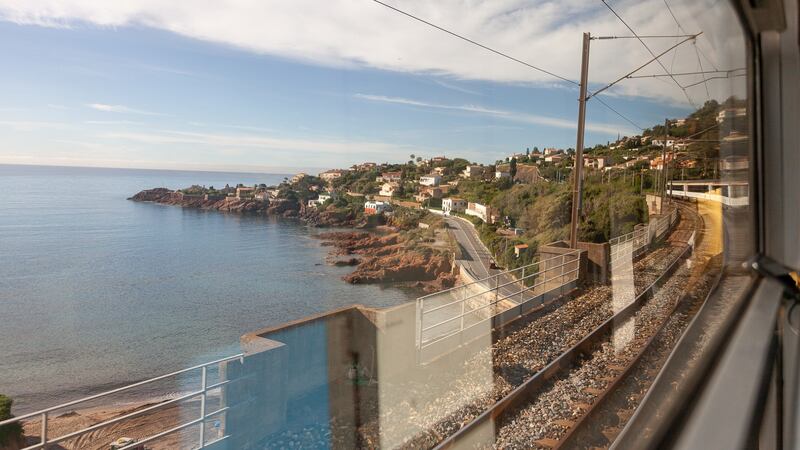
520,266,526,303
416,298,423,349
494,274,499,306
460,287,466,333
40,412,47,449
199,366,207,448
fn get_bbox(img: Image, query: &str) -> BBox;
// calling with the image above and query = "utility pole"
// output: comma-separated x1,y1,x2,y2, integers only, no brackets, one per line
640,170,644,194
659,118,669,214
569,32,590,249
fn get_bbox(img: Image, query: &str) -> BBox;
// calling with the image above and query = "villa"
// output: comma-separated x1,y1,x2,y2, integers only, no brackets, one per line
236,187,255,199
465,202,497,223
419,174,441,186
319,169,348,182
379,182,400,197
442,197,467,214
377,171,402,182
461,165,484,179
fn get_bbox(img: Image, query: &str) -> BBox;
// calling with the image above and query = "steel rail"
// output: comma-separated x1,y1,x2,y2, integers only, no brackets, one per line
433,234,693,449
553,253,699,448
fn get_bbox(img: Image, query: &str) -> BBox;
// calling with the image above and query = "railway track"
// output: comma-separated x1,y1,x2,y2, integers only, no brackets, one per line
430,201,708,450
350,203,700,449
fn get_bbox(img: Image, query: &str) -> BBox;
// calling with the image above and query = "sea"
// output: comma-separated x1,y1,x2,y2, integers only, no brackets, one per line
0,164,415,413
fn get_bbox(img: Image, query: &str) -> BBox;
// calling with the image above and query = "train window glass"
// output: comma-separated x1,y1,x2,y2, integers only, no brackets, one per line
0,0,752,448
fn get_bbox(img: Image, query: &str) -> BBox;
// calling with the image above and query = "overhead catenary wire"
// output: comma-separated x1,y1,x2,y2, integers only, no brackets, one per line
600,0,697,107
626,68,745,79
368,0,645,133
682,73,745,89
587,33,701,100
593,96,645,130
368,0,579,86
591,34,696,40
662,0,720,71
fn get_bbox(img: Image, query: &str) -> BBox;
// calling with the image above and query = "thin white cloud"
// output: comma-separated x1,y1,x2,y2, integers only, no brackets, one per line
0,120,69,131
99,129,422,156
433,80,483,96
86,103,163,116
85,120,143,125
355,93,636,136
0,0,746,105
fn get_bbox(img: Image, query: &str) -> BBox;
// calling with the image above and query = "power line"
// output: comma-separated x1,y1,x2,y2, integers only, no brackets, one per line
369,0,578,86
626,68,745,79
682,73,745,89
600,0,696,107
587,34,700,99
369,0,645,135
662,0,720,71
591,96,644,130
591,34,696,40
683,122,720,140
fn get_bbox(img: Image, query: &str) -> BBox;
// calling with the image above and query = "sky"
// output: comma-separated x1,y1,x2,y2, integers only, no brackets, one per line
0,0,745,173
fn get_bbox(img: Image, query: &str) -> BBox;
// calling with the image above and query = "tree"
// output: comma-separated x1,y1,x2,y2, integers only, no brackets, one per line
416,156,422,163
510,157,518,180
526,148,530,156
409,154,415,161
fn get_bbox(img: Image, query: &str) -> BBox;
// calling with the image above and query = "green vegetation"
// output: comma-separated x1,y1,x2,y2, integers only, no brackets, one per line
0,395,22,446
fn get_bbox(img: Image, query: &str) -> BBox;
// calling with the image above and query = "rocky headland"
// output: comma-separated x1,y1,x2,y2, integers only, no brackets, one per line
128,188,359,227
318,231,458,294
129,188,457,292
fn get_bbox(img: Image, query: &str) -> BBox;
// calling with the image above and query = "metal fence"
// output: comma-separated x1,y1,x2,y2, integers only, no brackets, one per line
415,250,581,361
0,353,244,450
609,207,678,266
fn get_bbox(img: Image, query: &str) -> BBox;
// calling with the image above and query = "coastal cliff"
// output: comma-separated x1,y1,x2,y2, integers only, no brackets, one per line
319,231,457,293
128,188,357,225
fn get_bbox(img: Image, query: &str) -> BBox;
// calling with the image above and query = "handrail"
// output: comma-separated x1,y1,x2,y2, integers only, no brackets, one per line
2,353,244,450
417,250,581,351
417,251,576,301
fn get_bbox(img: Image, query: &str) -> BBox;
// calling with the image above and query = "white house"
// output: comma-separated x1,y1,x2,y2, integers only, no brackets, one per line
307,192,336,207
364,201,391,215
461,165,484,179
377,171,402,182
583,156,609,169
419,174,442,187
442,197,467,214
495,170,511,179
545,154,565,163
465,202,496,223
379,182,400,197
651,139,676,148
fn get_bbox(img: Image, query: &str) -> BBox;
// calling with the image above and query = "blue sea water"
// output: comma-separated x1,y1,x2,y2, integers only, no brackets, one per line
0,164,414,413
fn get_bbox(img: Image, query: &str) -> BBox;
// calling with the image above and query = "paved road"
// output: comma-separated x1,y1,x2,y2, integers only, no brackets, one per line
444,215,521,302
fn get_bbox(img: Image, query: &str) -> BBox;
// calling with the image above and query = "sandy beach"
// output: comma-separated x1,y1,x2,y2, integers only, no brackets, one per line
17,397,220,450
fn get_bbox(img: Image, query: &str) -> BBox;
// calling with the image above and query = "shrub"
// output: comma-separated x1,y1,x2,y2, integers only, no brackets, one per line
0,395,22,446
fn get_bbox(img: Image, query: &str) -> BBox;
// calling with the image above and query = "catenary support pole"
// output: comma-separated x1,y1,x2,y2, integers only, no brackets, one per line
659,118,669,213
569,32,590,249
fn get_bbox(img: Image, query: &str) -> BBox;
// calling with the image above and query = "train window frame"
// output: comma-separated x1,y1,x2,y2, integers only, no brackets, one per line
613,0,799,448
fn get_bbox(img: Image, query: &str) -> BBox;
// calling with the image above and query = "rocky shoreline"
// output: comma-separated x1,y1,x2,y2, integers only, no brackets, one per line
128,188,360,227
129,188,457,293
318,231,457,294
